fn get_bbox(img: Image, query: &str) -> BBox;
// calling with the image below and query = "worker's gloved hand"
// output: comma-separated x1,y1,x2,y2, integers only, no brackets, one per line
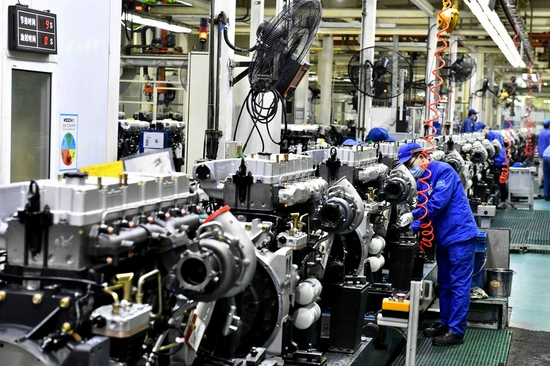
397,213,414,227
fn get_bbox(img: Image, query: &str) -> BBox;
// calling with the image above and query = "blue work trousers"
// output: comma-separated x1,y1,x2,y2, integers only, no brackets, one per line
543,157,550,198
436,238,476,338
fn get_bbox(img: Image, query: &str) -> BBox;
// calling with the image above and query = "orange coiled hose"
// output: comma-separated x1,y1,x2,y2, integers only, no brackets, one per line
499,120,513,184
415,0,452,253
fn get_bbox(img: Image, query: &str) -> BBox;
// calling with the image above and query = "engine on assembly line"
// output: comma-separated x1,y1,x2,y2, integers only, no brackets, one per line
0,127,526,366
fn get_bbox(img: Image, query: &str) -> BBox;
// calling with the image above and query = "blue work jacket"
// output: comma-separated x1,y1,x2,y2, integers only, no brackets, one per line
487,131,507,167
538,129,550,157
410,160,479,247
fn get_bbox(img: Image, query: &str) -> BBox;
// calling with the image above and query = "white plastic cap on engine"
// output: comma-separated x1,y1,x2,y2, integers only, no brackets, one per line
295,278,322,305
292,302,321,330
367,255,385,272
368,235,386,255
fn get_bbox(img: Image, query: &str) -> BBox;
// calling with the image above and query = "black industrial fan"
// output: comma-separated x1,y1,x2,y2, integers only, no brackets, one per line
308,82,321,105
347,46,413,99
248,0,322,97
473,77,500,98
447,54,477,85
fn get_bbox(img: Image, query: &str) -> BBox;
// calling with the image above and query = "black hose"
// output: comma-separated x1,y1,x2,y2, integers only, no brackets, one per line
222,27,257,53
235,0,251,21
218,12,257,53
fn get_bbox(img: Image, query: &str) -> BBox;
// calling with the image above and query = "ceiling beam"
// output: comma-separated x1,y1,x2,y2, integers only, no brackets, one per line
150,6,478,19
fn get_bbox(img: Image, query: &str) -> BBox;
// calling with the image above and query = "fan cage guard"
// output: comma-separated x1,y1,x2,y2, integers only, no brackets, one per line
249,0,321,94
347,46,414,99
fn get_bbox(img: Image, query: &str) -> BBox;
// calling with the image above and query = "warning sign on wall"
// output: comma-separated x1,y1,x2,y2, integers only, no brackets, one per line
59,114,77,171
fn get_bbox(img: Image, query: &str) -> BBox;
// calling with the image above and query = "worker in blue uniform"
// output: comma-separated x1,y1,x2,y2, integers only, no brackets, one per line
396,142,479,346
461,109,477,133
542,144,550,200
475,122,508,207
537,120,550,190
365,127,397,142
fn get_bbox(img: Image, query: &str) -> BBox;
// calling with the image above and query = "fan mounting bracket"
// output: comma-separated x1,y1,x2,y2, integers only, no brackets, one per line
229,60,251,87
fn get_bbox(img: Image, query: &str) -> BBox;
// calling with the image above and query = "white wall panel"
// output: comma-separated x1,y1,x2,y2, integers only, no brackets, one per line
0,0,121,182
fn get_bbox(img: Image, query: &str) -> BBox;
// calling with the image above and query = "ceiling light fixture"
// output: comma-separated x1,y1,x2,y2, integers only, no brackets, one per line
464,0,525,69
123,13,192,33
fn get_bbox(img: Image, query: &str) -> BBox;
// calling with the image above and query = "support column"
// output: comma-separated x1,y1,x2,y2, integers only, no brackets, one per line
214,0,236,159
448,34,458,134
249,0,264,49
425,17,438,124
320,35,333,126
471,52,484,118
294,51,310,125
275,0,285,15
485,54,495,127
357,0,377,139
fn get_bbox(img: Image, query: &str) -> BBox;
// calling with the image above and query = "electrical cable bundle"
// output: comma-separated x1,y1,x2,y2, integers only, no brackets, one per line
416,0,453,253
233,89,288,154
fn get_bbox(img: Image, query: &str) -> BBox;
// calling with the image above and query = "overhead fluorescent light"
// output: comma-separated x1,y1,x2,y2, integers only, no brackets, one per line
464,0,525,68
123,13,192,33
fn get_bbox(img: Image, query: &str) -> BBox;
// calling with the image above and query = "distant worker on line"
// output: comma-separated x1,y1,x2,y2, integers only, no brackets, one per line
365,127,397,142
396,142,479,347
537,120,550,190
461,109,478,133
475,122,508,207
542,143,550,201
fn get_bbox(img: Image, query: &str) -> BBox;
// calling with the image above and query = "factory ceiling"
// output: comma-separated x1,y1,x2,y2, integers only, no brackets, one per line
143,0,550,98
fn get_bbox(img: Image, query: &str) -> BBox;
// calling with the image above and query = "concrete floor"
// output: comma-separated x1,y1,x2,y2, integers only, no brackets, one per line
508,179,550,332
509,252,550,332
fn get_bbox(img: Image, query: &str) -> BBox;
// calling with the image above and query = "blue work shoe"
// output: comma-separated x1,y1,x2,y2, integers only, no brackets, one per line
422,323,448,338
432,331,464,346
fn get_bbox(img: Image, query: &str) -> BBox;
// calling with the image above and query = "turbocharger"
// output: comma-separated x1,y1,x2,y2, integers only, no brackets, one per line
383,163,417,206
314,177,364,234
470,141,489,163
176,206,256,302
482,139,496,158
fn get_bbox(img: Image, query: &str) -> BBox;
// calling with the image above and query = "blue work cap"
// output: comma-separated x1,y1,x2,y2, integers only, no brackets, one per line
543,119,550,127
474,121,486,132
342,138,359,146
397,142,423,165
468,109,478,115
366,127,397,142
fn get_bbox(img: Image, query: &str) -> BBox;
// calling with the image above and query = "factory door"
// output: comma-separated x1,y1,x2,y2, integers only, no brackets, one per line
11,69,51,182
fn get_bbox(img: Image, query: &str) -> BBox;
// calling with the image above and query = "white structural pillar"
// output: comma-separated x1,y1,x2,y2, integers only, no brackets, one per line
424,17,438,124
319,35,333,126
448,34,458,134
215,0,236,159
471,52,484,117
249,0,264,49
485,54,495,127
294,51,310,125
357,0,377,138
275,0,285,15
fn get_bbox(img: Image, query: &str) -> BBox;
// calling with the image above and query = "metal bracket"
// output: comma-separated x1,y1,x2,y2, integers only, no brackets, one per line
229,60,252,87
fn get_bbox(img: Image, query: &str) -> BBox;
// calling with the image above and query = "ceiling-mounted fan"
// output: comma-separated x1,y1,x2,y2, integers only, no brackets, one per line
308,82,321,105
473,77,500,99
446,54,477,85
347,46,413,99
